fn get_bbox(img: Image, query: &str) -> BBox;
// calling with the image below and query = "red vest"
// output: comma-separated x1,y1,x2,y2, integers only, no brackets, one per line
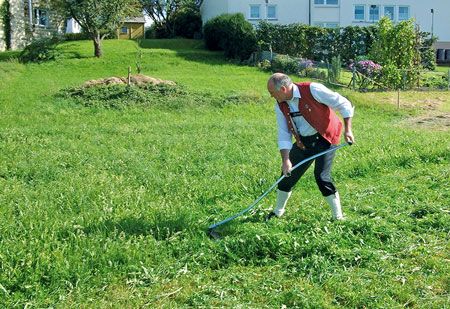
278,82,342,147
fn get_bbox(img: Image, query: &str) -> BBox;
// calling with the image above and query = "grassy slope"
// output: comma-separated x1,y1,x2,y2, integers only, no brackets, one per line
0,39,449,308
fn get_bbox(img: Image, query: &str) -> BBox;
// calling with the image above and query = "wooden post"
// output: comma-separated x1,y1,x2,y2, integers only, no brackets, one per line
448,69,450,91
352,66,356,90
402,70,407,90
397,88,400,110
127,66,131,86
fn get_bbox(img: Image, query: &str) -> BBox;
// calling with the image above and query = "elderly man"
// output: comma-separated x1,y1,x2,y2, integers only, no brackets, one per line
266,73,354,221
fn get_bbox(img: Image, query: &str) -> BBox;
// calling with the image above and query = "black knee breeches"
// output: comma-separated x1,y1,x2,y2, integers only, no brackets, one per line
277,134,337,196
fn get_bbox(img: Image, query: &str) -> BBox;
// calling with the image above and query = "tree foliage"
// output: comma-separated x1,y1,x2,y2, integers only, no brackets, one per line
369,17,421,89
418,31,437,71
1,0,12,50
48,0,140,57
141,0,202,38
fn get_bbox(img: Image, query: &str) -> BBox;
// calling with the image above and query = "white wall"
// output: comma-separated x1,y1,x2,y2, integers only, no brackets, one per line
339,0,449,42
65,18,81,34
227,0,309,25
312,4,340,26
201,0,310,25
201,0,450,43
201,0,228,23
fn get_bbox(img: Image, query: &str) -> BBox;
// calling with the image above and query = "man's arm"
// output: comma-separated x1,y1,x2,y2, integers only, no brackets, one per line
310,83,355,143
275,104,294,176
343,117,354,144
280,149,292,176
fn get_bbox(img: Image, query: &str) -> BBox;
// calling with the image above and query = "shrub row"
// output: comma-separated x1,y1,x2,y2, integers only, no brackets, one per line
203,16,435,72
256,21,379,64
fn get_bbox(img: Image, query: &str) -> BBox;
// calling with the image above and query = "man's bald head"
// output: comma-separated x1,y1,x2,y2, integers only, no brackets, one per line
268,73,293,91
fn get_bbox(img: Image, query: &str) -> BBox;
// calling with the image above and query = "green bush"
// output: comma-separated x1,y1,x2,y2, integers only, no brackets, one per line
1,0,11,50
203,15,227,51
256,22,377,63
419,31,437,71
257,59,272,71
144,27,155,39
203,13,257,61
369,18,422,89
328,55,342,83
420,74,449,89
379,63,402,89
173,6,202,39
308,68,327,80
270,54,299,74
19,36,62,63
339,26,377,64
64,32,90,41
145,23,175,39
65,30,116,41
256,22,325,60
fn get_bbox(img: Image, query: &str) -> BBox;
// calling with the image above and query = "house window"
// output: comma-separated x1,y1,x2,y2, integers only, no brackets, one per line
267,5,277,19
34,8,49,27
354,5,365,21
384,6,394,21
369,5,380,22
314,0,338,5
120,27,128,34
316,22,339,28
398,6,410,20
250,5,261,19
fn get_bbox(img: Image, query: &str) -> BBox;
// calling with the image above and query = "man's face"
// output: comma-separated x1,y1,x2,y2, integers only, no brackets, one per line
267,81,286,102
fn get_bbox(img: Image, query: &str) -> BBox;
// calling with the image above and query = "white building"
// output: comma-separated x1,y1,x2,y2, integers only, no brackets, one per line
66,18,81,34
201,0,450,49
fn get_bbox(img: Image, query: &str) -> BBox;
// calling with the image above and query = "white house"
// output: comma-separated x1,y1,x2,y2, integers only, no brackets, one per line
66,18,81,34
201,0,450,50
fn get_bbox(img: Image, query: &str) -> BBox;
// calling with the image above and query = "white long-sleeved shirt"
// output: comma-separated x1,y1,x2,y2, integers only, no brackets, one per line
275,82,354,150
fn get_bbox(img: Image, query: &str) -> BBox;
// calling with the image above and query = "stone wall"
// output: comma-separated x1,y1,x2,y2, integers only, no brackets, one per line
0,0,6,51
0,0,63,50
10,0,26,49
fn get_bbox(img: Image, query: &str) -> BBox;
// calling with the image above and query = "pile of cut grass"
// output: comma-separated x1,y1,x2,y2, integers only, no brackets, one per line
59,82,265,109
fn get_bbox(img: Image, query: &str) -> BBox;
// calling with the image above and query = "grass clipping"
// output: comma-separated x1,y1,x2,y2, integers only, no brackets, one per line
59,74,264,109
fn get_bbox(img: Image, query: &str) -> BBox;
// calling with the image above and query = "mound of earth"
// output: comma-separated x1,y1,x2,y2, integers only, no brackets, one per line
83,74,176,88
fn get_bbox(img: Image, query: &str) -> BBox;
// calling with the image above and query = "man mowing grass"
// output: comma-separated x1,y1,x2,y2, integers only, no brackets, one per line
266,73,355,221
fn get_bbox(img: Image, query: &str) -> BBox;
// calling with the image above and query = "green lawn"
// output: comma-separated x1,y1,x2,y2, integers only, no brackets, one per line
0,39,449,308
435,64,450,73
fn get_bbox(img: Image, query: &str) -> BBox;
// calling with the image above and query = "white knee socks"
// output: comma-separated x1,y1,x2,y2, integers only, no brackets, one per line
325,192,344,220
273,189,292,217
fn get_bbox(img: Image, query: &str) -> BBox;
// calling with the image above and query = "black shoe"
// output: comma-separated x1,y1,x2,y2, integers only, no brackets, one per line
265,212,277,221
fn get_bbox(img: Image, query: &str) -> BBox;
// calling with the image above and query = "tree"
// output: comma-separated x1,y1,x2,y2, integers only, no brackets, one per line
141,0,202,38
369,17,421,89
49,0,140,57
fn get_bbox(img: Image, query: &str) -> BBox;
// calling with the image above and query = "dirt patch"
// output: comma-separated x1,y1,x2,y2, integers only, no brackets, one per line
83,74,176,88
402,112,450,130
391,96,447,111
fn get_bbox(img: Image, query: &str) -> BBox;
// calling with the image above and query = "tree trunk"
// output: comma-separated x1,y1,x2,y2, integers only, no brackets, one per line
93,32,102,58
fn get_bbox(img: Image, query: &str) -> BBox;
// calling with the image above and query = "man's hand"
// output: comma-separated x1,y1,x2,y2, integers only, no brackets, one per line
343,117,354,144
282,159,292,177
345,129,355,144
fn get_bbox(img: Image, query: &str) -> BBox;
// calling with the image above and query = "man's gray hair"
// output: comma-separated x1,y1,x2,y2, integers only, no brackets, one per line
269,73,292,91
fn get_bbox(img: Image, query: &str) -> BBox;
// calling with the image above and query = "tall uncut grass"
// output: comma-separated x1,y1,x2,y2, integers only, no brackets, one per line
0,39,449,307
